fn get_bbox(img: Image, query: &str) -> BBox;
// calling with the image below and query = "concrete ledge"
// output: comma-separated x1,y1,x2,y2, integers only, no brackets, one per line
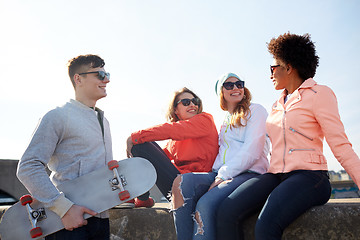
109,203,176,240
243,199,360,240
109,199,360,240
1,200,360,240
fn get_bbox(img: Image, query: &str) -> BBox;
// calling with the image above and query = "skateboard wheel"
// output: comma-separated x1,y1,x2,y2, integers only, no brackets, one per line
20,195,33,206
108,160,119,170
30,227,42,238
119,190,130,201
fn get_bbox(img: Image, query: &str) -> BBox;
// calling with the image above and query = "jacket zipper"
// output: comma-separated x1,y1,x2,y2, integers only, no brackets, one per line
282,111,286,172
222,124,230,164
289,127,313,141
288,148,315,154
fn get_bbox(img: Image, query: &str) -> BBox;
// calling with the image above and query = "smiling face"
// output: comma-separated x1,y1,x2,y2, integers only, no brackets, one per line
222,77,244,112
174,92,199,120
74,66,110,107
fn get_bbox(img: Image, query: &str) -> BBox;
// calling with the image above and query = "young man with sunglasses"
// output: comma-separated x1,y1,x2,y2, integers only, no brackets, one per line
17,54,112,240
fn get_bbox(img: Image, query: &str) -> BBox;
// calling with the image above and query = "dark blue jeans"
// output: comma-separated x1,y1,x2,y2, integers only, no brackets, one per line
131,142,180,201
216,170,331,240
45,217,109,240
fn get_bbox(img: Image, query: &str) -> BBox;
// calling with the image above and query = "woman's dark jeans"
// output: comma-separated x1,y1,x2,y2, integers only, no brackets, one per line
131,142,180,201
216,170,331,240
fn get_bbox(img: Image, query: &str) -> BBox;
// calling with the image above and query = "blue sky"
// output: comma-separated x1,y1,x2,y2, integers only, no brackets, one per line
1,0,359,171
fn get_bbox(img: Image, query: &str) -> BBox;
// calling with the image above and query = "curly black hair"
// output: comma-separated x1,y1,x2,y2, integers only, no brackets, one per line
67,54,105,88
267,33,319,80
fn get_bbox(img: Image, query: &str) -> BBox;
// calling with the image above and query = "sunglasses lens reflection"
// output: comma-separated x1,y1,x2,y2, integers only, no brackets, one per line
270,65,280,75
223,81,244,90
98,72,105,80
182,99,191,106
97,71,110,81
192,98,200,106
178,98,200,106
235,82,244,89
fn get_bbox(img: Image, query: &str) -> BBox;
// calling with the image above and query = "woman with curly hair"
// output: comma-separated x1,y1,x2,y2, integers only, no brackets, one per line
216,33,360,240
126,87,218,208
171,73,269,240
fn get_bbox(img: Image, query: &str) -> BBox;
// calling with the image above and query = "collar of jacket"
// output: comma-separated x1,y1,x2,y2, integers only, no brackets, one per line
273,78,317,110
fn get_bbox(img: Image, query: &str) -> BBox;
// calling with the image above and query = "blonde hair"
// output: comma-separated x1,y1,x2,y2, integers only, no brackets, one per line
220,87,252,127
166,87,203,122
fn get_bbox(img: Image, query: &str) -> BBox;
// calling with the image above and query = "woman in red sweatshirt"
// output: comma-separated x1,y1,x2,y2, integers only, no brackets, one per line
126,87,219,207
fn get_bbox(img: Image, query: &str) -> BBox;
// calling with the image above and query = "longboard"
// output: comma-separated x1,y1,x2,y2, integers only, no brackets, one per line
0,157,156,239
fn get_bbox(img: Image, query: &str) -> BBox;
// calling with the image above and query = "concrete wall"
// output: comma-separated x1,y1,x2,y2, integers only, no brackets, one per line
244,199,360,240
109,204,176,240
0,159,28,199
1,200,360,240
0,159,164,203
2,159,359,202
1,159,360,239
106,200,360,240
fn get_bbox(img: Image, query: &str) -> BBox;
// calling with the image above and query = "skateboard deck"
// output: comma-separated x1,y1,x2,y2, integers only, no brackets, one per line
0,157,156,240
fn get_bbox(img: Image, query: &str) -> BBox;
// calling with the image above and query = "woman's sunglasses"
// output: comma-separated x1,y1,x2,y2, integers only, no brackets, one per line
78,71,110,81
222,80,245,90
176,97,200,106
270,65,281,75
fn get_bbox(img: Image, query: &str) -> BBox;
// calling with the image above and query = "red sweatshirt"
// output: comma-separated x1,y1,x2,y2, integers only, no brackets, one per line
131,112,219,173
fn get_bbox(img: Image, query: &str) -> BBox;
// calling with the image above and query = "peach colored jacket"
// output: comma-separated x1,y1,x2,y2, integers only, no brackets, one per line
266,78,360,187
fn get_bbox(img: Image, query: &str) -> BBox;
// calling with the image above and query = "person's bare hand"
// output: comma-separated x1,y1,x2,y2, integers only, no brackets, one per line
61,205,97,231
208,178,232,191
208,178,224,191
126,136,134,158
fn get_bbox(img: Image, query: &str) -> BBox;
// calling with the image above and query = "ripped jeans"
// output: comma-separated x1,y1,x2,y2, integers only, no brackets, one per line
172,171,259,240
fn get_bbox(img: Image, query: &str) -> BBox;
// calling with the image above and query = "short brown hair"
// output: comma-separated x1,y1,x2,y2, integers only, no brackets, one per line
166,87,203,122
267,33,319,80
67,54,105,88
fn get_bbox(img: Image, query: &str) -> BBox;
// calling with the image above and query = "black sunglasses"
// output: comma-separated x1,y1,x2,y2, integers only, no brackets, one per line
270,65,281,75
78,71,110,81
176,97,200,106
222,80,245,90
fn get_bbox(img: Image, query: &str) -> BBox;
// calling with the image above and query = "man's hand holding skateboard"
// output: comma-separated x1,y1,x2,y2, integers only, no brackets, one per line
62,205,97,231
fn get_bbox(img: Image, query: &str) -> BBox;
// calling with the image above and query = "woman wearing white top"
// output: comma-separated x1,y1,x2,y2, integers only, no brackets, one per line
170,73,269,240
